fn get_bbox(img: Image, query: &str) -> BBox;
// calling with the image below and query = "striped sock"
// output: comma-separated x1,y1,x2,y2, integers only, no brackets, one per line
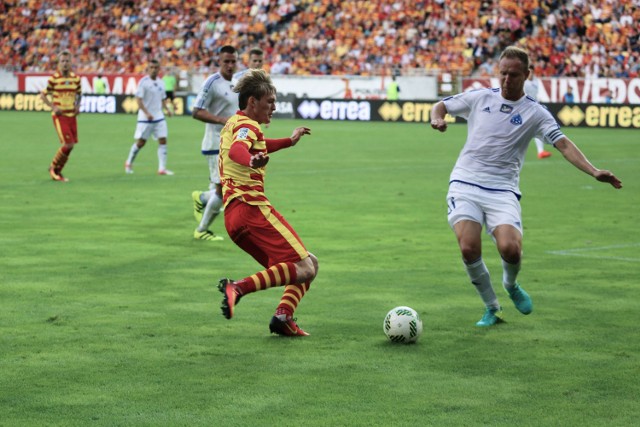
276,282,310,318
234,262,297,295
51,147,70,171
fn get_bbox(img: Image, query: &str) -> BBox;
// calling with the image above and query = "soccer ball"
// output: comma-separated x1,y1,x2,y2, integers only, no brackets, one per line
383,306,423,344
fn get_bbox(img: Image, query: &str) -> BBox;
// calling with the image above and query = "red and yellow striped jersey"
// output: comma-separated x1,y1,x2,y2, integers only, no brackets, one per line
43,71,81,117
219,112,269,207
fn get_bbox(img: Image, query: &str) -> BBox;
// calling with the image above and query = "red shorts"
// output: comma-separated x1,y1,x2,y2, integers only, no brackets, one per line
52,115,78,144
224,199,308,268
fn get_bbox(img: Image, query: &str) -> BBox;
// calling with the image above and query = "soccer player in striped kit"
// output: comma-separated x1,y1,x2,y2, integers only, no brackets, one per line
217,69,316,337
40,50,82,182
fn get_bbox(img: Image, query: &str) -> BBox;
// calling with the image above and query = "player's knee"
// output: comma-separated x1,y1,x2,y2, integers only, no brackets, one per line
498,241,521,263
296,255,317,283
308,252,319,276
459,242,481,263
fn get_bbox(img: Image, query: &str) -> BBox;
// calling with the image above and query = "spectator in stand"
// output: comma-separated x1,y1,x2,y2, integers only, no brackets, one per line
563,86,576,103
2,1,638,79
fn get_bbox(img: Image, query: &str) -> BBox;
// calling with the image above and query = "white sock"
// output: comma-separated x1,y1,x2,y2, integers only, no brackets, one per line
158,144,168,171
465,258,499,310
196,191,223,232
126,143,140,165
502,258,521,291
534,138,544,154
201,190,215,204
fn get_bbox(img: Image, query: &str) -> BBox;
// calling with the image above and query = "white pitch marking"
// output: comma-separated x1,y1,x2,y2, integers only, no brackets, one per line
546,243,640,262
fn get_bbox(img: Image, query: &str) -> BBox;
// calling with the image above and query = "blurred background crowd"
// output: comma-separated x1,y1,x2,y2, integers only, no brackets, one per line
2,0,639,78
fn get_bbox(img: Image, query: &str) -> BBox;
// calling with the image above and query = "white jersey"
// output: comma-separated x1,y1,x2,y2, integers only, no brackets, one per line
193,72,237,154
524,78,540,101
444,88,565,197
136,76,166,122
231,68,250,85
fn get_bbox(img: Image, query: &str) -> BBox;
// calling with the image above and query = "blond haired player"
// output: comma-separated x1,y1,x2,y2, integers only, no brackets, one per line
217,69,316,336
431,46,622,327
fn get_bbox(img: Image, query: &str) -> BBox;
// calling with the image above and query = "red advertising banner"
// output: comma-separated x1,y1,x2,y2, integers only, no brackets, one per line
462,77,640,105
16,73,145,95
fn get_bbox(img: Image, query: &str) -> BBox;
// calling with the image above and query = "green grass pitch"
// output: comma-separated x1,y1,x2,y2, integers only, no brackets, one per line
1,111,638,426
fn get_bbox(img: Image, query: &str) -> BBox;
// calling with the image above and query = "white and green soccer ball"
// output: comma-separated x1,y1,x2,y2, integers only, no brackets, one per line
383,306,423,344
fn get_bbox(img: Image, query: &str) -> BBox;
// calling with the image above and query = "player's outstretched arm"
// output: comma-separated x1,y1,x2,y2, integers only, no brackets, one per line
290,127,311,145
265,127,311,153
430,101,448,132
555,137,622,189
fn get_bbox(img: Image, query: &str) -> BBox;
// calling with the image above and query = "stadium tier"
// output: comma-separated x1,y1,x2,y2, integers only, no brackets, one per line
1,0,638,78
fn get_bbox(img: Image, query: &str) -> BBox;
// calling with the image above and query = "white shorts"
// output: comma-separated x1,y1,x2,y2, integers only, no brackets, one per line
206,154,220,187
134,120,168,141
446,181,523,236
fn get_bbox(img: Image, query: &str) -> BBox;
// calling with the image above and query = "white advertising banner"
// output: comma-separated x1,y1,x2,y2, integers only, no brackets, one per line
190,74,438,100
463,77,640,104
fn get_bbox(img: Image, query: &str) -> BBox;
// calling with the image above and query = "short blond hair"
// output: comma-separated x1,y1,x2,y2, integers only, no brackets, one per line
499,46,530,72
234,69,276,110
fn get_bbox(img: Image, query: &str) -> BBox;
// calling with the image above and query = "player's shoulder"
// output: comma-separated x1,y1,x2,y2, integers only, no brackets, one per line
204,72,224,85
523,95,549,111
200,72,226,92
235,114,257,126
445,87,495,102
232,69,248,80
234,115,261,132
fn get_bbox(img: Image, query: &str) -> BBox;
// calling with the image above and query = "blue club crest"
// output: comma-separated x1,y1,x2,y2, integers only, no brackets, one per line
510,113,523,125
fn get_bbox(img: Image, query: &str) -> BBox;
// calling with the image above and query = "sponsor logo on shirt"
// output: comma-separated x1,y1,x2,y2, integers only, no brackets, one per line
237,127,249,139
500,104,513,114
482,107,491,113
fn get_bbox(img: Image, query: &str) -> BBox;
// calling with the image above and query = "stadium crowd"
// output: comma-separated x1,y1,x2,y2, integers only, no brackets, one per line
1,0,639,78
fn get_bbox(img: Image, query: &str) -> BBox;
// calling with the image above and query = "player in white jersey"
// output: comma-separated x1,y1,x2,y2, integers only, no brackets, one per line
124,60,174,175
430,46,622,327
190,45,239,241
232,47,266,83
523,65,552,159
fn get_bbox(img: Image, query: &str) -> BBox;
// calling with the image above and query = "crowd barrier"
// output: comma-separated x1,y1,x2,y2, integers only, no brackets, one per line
1,92,639,129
